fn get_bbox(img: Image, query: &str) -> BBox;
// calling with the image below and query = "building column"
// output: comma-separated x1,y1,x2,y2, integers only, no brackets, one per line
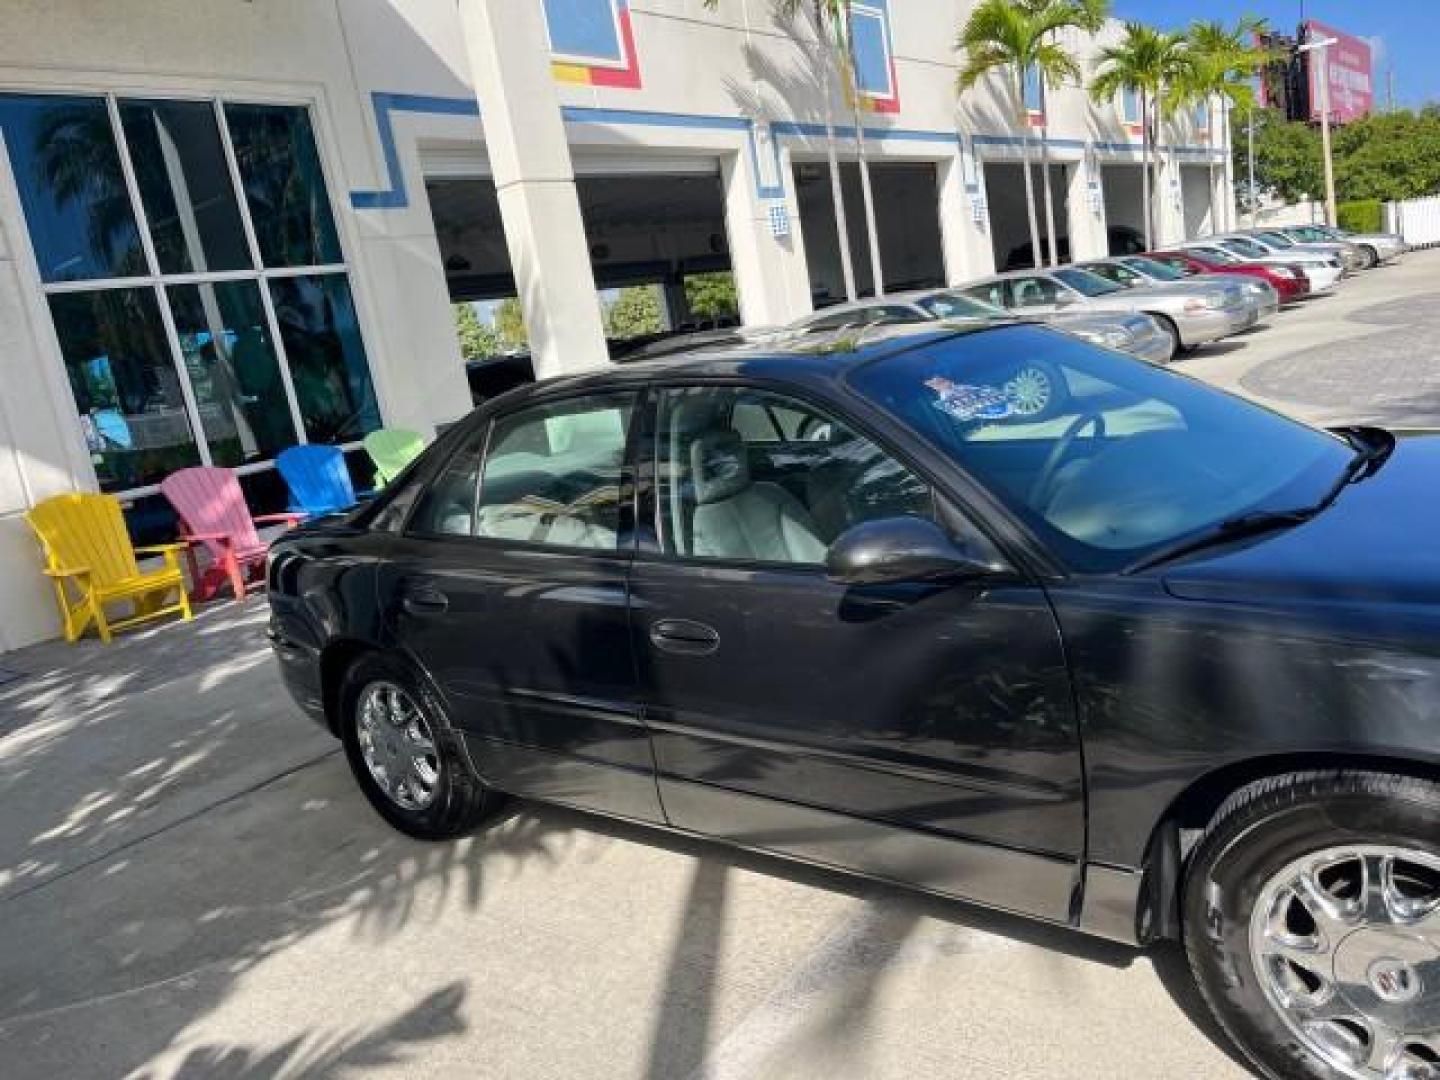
1067,152,1107,261
722,136,812,327
458,0,608,378
937,149,991,283
1156,149,1184,247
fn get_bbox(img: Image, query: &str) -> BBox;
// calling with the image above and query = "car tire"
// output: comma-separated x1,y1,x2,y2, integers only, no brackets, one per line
1183,770,1440,1080
1359,246,1379,270
1003,358,1070,420
339,653,497,840
1149,314,1181,363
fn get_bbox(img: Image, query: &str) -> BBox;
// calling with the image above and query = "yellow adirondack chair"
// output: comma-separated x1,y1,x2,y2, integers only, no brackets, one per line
25,493,193,643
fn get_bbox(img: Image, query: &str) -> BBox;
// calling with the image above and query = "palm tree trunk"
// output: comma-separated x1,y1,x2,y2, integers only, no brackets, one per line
1037,75,1059,267
1039,124,1059,267
1208,96,1220,234
1015,75,1043,270
851,100,885,296
1140,93,1154,250
814,5,857,301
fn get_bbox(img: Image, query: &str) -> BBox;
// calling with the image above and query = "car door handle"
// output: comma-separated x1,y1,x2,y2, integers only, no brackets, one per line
649,618,720,656
401,586,449,616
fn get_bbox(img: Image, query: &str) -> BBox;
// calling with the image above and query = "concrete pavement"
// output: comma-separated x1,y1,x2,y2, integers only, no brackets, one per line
9,254,1440,1079
0,606,1247,1079
1175,247,1440,429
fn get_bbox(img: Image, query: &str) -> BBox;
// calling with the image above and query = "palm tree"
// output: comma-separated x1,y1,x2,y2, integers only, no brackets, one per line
1177,17,1271,232
705,0,884,301
1090,23,1192,250
957,0,1108,270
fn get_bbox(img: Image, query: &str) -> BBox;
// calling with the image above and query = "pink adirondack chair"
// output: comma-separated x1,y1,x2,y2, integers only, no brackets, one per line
161,467,305,601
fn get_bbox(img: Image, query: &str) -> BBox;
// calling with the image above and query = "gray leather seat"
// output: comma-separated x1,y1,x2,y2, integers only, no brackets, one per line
688,430,826,563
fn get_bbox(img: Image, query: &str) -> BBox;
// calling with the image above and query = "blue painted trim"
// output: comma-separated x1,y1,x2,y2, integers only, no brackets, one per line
771,119,959,145
350,93,480,210
347,90,1223,211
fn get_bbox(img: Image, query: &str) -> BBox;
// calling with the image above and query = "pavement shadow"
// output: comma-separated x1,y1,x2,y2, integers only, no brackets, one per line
136,981,467,1080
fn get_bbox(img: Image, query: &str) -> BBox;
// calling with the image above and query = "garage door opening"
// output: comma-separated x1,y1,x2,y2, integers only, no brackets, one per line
980,162,1069,271
428,167,740,386
793,161,946,305
1101,164,1151,254
1180,165,1215,240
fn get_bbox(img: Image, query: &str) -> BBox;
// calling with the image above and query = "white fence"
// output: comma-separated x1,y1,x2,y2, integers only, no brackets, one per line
1387,196,1440,248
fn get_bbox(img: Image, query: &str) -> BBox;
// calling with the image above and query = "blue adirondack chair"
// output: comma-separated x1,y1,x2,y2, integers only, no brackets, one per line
276,445,366,516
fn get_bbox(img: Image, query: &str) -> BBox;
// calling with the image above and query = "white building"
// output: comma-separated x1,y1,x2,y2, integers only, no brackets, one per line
0,0,1232,650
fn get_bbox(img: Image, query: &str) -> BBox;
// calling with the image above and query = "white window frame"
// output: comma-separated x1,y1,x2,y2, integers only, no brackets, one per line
542,0,630,71
0,89,373,500
848,4,897,104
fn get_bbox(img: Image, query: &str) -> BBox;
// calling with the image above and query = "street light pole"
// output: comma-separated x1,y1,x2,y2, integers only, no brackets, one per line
1299,33,1339,227
1247,111,1257,228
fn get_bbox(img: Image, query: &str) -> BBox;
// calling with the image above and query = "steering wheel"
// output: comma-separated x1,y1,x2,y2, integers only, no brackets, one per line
1029,410,1106,509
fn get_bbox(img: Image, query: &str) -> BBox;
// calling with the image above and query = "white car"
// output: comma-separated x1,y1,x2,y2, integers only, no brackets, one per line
1181,238,1344,294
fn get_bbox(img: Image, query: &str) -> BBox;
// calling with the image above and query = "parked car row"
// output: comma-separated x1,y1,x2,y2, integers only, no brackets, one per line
459,224,1406,413
784,223,1406,371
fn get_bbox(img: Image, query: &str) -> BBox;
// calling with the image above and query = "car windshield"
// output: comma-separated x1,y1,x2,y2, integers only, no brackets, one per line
1122,256,1187,281
1192,246,1238,264
916,291,1010,321
1084,262,1146,287
1257,232,1296,248
1054,268,1125,297
847,325,1351,572
1223,237,1270,259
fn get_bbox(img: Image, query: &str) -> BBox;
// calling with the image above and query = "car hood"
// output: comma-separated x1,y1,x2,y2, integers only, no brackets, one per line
1109,282,1241,306
1046,311,1154,335
1162,435,1440,607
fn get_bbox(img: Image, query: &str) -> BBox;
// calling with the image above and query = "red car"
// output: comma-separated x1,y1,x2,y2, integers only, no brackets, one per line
1147,249,1311,304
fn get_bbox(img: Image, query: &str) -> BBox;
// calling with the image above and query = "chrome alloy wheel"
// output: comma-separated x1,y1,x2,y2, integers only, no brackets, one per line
1004,366,1053,417
1250,846,1440,1079
355,682,440,811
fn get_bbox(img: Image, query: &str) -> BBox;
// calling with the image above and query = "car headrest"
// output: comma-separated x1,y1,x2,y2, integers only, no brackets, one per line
690,430,750,505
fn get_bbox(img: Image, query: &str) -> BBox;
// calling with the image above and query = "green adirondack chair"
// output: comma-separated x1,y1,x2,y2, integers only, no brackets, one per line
363,428,425,487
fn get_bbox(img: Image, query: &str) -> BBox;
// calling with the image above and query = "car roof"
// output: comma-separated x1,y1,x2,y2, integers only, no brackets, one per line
483,323,1010,407
798,293,933,319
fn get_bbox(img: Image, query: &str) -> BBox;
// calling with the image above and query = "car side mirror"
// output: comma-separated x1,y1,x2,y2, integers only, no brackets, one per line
825,517,997,587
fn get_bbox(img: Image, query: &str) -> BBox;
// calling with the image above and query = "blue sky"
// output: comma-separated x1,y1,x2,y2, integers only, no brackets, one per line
1111,0,1434,108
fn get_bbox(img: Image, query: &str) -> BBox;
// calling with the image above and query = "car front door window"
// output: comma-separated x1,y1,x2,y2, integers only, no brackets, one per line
651,386,934,565
1011,277,1059,310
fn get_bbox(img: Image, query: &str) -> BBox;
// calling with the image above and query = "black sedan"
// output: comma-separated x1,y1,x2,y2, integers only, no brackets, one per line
269,324,1440,1080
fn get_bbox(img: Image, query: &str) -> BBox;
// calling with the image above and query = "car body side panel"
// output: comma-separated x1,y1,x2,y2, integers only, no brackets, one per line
1049,577,1440,870
375,539,666,823
268,526,394,728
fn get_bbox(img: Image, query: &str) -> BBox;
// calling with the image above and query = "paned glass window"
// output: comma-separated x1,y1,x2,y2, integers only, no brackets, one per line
0,93,379,499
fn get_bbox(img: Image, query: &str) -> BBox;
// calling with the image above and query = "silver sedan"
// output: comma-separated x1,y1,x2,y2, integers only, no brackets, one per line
958,267,1256,355
1077,256,1280,322
1279,224,1406,268
788,288,1175,364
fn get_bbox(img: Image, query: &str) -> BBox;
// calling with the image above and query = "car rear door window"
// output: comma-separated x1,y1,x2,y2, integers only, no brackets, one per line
407,427,486,537
473,393,636,550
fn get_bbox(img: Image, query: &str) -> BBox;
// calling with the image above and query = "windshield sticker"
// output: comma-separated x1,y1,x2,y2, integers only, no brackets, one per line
924,376,1017,422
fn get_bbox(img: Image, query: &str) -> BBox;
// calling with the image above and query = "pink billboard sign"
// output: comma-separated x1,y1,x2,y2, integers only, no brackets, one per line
1305,20,1374,123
